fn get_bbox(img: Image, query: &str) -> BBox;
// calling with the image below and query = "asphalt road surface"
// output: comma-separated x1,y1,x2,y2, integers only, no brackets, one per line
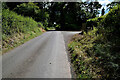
2,31,80,78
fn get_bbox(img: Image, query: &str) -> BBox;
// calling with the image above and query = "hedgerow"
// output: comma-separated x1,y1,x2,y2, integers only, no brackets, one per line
2,9,45,53
68,4,120,79
2,9,40,36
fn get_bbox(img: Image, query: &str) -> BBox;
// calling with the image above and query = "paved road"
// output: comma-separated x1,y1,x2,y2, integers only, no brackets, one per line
2,31,80,78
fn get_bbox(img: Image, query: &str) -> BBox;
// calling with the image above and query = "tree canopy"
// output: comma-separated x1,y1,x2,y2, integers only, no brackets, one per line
3,2,102,30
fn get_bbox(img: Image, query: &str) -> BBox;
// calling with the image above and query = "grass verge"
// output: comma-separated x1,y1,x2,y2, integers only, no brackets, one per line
2,9,46,54
68,27,120,79
2,27,45,54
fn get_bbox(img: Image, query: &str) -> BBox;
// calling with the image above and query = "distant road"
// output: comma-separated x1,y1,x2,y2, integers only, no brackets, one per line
2,31,80,78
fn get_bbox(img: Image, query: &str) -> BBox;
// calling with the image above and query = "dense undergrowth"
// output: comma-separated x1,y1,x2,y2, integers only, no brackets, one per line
2,9,45,54
68,4,120,79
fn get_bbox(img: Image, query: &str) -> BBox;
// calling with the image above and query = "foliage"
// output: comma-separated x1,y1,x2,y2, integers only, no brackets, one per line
2,2,8,9
101,7,105,16
68,27,120,79
87,4,120,33
2,9,45,53
5,2,102,31
47,2,102,30
14,2,49,23
107,2,119,11
100,4,120,34
2,27,43,53
2,9,42,36
14,2,39,16
38,22,44,29
86,15,105,29
68,28,103,78
68,4,120,79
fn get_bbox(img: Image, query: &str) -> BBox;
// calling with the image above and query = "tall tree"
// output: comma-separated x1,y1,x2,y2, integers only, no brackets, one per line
107,2,118,11
101,7,105,16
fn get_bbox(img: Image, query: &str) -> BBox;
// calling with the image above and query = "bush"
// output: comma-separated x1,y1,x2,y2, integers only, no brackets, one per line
68,27,120,79
2,9,39,35
2,2,8,9
86,15,105,29
38,22,45,29
68,4,120,79
2,9,45,53
87,4,120,34
14,2,39,17
14,2,49,22
100,4,120,33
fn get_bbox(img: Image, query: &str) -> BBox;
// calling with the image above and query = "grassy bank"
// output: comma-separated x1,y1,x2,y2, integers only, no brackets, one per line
2,27,44,54
68,4,120,79
2,9,45,54
68,28,104,78
68,27,120,79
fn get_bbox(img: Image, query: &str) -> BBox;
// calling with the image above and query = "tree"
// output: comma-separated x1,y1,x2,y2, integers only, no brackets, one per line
107,2,118,11
46,2,102,30
2,2,8,9
14,2,49,23
6,2,23,10
101,7,105,16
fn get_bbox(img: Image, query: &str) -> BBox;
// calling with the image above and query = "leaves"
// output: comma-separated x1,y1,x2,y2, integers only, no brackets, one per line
2,9,43,36
68,22,120,79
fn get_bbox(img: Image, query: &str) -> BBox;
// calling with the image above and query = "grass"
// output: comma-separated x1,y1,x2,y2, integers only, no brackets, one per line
2,9,46,54
2,27,45,54
46,27,55,30
68,28,103,78
68,27,120,79
68,5,120,78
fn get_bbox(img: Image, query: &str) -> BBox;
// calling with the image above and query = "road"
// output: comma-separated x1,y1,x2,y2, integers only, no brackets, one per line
2,31,80,78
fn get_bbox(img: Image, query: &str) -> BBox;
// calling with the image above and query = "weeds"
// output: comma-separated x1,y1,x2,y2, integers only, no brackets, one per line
68,27,120,79
2,9,45,54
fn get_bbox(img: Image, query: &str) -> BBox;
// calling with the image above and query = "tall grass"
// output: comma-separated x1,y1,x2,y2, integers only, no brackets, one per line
2,9,39,36
2,9,45,53
68,4,120,79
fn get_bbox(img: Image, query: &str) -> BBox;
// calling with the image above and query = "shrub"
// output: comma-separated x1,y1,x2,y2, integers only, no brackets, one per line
87,4,120,34
38,22,45,29
86,15,105,29
14,2,39,17
100,4,120,33
2,9,39,35
68,5,120,78
68,27,120,79
14,2,49,22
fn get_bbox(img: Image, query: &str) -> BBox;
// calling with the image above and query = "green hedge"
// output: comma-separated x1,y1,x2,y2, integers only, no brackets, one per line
2,9,39,35
68,27,120,79
86,15,105,29
14,2,49,23
68,4,120,79
100,4,120,33
87,4,120,33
